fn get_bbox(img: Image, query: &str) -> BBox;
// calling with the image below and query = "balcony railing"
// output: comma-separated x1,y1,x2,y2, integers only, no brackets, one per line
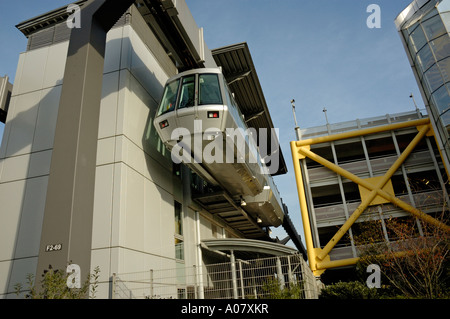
307,150,436,186
300,110,426,139
314,190,446,227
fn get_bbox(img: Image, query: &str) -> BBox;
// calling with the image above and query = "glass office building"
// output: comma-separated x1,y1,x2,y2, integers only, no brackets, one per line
396,0,450,176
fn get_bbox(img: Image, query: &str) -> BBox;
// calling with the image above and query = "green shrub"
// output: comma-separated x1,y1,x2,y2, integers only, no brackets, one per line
260,277,304,299
319,281,379,299
14,265,100,299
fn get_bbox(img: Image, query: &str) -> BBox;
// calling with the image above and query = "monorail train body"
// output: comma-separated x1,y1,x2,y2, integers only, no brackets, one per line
153,68,284,227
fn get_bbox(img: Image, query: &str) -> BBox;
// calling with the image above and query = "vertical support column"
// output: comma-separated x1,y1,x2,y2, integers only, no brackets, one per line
111,273,116,299
195,211,205,299
290,141,320,275
150,269,154,299
276,257,285,290
287,256,294,286
36,0,135,290
301,159,320,247
230,250,238,299
238,261,245,298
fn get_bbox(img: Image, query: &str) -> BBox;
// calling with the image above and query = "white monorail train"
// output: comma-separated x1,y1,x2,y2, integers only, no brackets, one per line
153,68,284,227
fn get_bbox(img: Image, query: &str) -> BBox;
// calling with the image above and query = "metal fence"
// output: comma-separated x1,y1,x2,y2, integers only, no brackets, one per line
112,254,320,299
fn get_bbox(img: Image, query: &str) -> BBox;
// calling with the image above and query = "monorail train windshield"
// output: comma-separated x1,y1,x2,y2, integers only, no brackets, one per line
157,73,223,116
157,78,179,116
199,74,223,105
153,68,285,228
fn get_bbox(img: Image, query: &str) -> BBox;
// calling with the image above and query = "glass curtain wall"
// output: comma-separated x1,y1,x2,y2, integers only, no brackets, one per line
397,0,450,175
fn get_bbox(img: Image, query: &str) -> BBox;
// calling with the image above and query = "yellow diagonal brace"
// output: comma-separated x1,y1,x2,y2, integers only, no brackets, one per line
290,141,318,273
316,251,411,271
297,124,449,262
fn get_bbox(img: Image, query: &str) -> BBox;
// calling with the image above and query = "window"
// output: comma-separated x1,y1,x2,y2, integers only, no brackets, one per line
432,84,450,114
416,44,434,73
175,238,184,260
174,201,184,260
366,136,397,158
429,34,450,61
438,57,450,83
334,141,366,164
177,288,186,299
175,201,183,236
224,81,247,131
199,74,223,105
178,75,195,109
409,25,427,53
424,63,444,93
157,78,180,116
422,14,446,41
440,108,450,130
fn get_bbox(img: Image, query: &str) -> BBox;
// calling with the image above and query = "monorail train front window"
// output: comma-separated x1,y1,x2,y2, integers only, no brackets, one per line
178,75,195,109
199,74,223,105
157,78,180,116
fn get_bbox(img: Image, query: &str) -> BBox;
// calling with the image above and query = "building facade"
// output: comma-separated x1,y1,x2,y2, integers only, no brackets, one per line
0,75,12,123
291,110,449,281
0,1,305,299
396,0,450,177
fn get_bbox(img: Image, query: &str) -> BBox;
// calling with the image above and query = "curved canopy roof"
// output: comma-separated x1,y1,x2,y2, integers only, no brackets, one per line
202,238,299,260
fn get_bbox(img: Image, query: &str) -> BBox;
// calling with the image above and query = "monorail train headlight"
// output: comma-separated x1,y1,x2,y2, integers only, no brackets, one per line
159,120,169,129
207,111,220,119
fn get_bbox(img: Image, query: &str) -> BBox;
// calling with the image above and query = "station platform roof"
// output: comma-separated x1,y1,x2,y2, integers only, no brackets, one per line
212,42,288,176
202,238,300,260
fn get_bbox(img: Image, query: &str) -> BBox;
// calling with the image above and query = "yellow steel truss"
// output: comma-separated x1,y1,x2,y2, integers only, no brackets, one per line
290,118,450,276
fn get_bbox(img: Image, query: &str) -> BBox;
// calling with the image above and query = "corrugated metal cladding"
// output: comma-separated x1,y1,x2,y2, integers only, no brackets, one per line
212,43,288,176
21,13,129,52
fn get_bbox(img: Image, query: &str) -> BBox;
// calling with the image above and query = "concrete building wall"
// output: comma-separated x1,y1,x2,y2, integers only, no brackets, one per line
0,1,289,298
0,39,68,297
90,23,179,298
0,7,241,297
0,19,179,298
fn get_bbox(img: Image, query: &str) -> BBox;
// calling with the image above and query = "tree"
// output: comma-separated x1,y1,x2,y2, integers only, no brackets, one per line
355,210,449,298
14,265,100,299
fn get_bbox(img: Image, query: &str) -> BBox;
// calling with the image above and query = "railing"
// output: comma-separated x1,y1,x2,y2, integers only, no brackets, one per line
112,255,320,299
307,150,437,185
314,190,446,226
300,110,426,139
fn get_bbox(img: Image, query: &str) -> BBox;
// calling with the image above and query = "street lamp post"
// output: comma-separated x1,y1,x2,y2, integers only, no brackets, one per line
291,99,301,140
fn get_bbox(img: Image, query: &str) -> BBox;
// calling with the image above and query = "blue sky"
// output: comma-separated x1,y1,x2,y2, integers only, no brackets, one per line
0,1,422,246
187,0,422,244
